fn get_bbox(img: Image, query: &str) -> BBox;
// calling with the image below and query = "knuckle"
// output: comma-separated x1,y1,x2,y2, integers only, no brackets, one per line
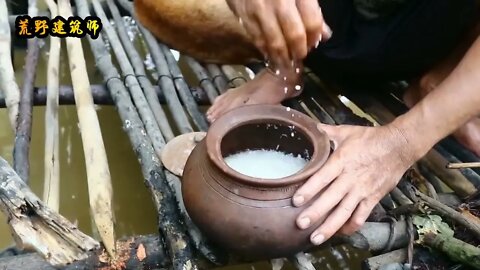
269,40,284,53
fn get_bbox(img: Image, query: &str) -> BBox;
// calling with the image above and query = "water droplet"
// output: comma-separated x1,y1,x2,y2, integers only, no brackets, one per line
284,87,288,94
286,107,291,112
296,67,300,73
291,132,295,137
283,76,287,81
275,69,280,75
295,85,302,91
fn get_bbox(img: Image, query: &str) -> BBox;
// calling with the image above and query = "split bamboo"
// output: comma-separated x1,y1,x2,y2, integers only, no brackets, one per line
57,0,116,258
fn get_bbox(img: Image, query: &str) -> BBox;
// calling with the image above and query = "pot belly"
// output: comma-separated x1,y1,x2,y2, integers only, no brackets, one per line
182,142,322,259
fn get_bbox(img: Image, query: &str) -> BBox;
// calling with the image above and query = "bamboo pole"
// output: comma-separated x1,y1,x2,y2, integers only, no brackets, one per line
42,0,60,212
91,0,167,160
136,24,194,134
0,84,210,107
205,64,229,93
105,0,175,142
12,0,40,184
57,0,116,258
221,65,249,87
74,1,198,268
160,44,209,131
184,55,218,103
0,0,20,131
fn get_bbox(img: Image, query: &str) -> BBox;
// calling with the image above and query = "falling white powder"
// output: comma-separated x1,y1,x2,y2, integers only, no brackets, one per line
224,149,308,179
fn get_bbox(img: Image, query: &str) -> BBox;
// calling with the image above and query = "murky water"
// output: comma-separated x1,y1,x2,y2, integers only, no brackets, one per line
0,10,370,269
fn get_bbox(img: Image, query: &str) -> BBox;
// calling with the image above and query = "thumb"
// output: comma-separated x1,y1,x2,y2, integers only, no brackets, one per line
317,122,343,149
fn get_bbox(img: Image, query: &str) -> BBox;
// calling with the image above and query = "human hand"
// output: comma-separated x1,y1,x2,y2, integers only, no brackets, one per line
226,0,332,67
292,123,418,245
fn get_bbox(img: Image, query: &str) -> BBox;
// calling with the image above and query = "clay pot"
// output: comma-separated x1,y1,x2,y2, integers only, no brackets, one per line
182,104,331,259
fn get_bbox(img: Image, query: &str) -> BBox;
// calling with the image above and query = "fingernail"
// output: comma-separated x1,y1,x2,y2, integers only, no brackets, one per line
323,24,333,39
298,217,311,229
311,233,325,245
293,195,304,206
315,37,321,48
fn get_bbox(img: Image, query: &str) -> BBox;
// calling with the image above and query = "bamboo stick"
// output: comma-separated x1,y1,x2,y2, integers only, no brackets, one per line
74,0,198,268
57,0,116,258
12,0,40,184
0,84,210,107
206,64,229,93
105,0,174,142
42,0,60,212
0,0,20,131
184,55,218,103
136,24,194,134
447,162,480,169
221,65,248,87
91,0,168,164
160,44,209,131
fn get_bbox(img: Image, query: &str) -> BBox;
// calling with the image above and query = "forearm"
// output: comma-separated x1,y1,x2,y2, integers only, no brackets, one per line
392,36,480,160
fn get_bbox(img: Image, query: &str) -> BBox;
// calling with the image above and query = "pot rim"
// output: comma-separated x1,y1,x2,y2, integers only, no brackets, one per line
206,104,331,188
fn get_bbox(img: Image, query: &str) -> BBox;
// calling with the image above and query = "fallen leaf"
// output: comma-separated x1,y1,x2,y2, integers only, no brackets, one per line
137,243,146,261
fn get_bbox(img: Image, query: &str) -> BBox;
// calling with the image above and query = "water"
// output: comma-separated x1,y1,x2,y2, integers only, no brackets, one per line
224,149,308,179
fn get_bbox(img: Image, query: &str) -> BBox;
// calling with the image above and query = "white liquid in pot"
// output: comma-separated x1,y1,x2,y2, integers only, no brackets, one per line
224,149,308,179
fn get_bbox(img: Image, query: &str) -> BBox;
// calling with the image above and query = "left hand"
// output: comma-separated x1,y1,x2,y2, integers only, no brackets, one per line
292,122,417,245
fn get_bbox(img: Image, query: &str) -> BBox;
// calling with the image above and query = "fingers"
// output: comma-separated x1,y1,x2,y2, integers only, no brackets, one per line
292,152,342,207
308,192,361,245
275,2,308,60
339,199,377,235
250,5,290,67
295,174,351,231
296,0,324,49
235,1,268,57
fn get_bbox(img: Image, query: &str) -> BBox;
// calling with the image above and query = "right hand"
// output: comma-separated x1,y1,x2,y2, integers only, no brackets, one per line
226,0,332,67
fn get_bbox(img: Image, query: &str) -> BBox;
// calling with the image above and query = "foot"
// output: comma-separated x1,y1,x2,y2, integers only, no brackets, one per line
206,66,303,122
452,118,480,157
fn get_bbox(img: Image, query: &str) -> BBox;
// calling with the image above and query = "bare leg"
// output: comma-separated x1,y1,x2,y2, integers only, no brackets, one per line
403,21,480,156
135,0,304,122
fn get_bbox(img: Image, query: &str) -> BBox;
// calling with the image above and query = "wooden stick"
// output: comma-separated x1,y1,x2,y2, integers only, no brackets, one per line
0,156,99,265
0,84,210,107
0,0,20,131
58,0,116,258
13,0,40,184
105,0,175,142
447,162,480,169
184,55,218,103
74,0,198,268
415,190,480,239
42,0,61,212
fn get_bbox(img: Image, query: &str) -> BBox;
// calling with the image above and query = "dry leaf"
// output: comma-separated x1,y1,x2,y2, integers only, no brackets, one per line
137,243,146,261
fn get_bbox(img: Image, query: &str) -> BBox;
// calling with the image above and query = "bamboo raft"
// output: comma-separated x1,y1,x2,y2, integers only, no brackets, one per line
1,0,480,269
